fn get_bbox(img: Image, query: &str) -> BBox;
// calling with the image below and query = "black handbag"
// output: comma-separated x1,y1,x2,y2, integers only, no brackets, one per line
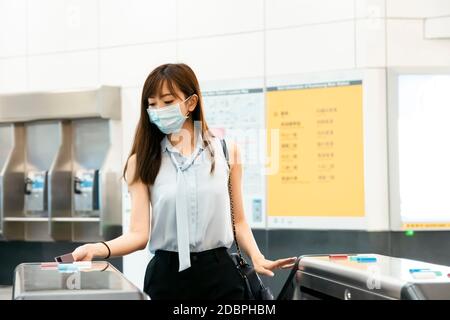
220,139,274,300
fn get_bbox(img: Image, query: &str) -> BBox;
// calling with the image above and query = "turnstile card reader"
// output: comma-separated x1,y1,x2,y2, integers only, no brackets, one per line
13,262,149,300
279,254,450,300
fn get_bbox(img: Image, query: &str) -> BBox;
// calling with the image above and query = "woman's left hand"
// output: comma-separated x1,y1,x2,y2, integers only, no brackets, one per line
252,256,297,277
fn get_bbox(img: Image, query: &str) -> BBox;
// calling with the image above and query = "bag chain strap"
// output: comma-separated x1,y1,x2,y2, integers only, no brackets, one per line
222,139,246,266
228,170,246,266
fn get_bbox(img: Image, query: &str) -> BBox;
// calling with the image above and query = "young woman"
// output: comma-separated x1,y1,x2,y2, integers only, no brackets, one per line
72,63,296,300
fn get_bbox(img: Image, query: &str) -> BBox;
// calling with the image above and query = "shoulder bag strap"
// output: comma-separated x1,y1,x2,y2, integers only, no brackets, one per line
220,139,246,266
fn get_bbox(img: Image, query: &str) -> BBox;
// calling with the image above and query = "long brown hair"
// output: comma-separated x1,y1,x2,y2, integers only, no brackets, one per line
123,63,215,186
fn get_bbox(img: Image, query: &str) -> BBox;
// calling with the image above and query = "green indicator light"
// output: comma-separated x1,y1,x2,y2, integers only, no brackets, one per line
405,230,415,237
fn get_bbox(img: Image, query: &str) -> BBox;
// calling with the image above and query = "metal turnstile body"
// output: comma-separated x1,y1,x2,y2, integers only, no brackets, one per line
281,254,450,300
13,262,149,300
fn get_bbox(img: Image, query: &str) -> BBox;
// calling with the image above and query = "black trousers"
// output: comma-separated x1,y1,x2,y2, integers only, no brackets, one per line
143,247,246,300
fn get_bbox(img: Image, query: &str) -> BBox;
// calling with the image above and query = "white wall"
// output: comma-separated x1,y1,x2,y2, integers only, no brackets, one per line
1,0,449,289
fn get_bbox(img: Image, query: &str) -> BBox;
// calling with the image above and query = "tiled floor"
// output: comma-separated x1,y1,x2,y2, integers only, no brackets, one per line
0,286,12,300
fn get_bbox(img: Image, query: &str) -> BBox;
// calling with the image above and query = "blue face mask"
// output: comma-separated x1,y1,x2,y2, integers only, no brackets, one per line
147,96,192,134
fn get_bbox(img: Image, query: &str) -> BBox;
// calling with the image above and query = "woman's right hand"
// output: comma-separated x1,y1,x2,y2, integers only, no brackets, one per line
72,243,97,261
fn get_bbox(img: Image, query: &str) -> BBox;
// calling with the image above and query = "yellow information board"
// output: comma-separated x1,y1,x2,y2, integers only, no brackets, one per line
267,81,365,217
403,223,450,230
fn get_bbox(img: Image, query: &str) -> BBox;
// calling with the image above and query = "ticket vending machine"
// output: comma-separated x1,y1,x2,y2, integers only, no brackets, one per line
0,123,24,239
23,121,66,219
0,120,71,241
0,124,11,237
66,117,122,242
0,86,122,242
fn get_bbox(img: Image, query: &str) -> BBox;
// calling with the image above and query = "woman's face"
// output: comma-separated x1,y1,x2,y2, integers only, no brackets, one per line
147,81,197,116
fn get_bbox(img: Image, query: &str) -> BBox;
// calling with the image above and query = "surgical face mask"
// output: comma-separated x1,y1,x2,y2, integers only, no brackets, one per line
147,95,192,134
